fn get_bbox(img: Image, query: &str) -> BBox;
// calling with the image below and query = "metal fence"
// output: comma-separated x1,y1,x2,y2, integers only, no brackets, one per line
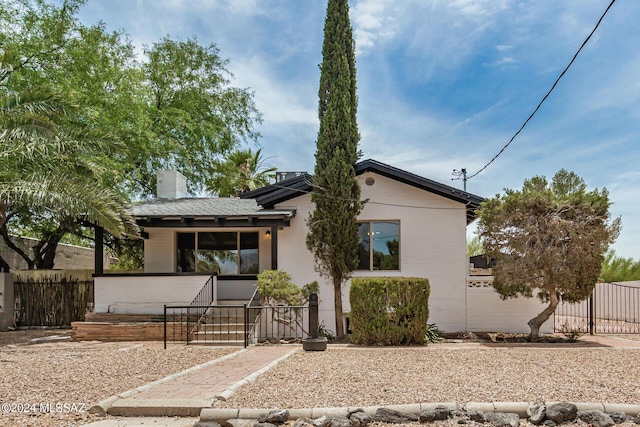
555,281,640,334
163,303,309,348
247,305,309,343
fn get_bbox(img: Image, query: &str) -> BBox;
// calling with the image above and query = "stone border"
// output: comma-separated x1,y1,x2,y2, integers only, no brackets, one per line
214,348,300,402
200,402,640,423
89,348,247,416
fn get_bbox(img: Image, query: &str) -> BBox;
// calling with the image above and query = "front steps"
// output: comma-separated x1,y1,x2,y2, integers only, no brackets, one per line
73,300,251,344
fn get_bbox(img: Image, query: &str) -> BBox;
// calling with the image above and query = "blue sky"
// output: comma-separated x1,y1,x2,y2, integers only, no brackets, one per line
75,0,639,259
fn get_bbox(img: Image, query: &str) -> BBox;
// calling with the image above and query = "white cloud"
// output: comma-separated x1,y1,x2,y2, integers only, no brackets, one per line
231,57,317,126
352,0,396,54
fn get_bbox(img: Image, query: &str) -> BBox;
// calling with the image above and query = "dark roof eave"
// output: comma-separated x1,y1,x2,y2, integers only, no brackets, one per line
246,160,484,223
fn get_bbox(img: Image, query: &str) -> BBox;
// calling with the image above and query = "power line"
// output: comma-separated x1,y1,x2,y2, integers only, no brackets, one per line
467,0,617,180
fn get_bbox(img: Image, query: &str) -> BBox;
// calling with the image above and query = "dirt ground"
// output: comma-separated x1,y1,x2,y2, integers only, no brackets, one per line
0,328,74,347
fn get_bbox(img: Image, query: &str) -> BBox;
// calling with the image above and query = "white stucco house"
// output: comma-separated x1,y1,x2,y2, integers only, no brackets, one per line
92,160,553,335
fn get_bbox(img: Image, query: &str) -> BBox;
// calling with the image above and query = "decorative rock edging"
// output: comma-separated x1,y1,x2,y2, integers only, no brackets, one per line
199,402,640,427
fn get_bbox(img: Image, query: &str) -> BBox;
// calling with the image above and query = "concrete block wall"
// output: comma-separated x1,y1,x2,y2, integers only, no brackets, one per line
0,273,14,331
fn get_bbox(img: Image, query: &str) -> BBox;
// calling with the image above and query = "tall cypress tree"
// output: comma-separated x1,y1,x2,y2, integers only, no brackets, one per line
306,0,362,339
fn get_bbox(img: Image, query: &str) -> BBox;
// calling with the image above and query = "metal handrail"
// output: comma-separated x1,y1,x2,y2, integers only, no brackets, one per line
187,274,216,341
244,287,261,346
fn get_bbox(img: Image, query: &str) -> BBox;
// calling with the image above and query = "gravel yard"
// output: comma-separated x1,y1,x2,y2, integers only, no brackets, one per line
0,331,236,427
2,329,640,427
219,346,640,409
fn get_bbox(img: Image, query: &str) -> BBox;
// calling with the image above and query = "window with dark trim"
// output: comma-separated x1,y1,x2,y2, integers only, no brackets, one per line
357,221,400,271
176,231,259,274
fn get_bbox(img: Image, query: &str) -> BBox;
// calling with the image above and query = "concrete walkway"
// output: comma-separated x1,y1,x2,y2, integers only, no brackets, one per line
94,345,298,418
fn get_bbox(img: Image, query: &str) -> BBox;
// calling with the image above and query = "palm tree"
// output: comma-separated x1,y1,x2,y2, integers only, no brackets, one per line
0,89,136,268
206,148,276,197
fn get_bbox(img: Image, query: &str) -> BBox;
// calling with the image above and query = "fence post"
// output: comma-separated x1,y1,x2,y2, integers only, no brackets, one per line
302,293,326,351
244,304,248,348
163,305,167,350
589,294,595,335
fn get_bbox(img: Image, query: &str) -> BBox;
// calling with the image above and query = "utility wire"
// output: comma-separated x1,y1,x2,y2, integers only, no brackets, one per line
467,0,617,180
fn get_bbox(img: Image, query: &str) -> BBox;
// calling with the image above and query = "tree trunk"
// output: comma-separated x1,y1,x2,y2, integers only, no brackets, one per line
0,225,35,269
333,277,345,339
527,290,560,341
0,255,9,272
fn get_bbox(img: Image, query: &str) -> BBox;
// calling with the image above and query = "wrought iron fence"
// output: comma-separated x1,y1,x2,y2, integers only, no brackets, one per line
164,304,246,348
163,302,310,348
247,305,309,344
555,281,640,334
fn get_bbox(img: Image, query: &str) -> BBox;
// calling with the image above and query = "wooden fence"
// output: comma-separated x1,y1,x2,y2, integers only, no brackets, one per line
14,270,94,327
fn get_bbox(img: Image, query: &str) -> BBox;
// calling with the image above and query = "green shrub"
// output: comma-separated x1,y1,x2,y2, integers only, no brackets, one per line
349,277,430,345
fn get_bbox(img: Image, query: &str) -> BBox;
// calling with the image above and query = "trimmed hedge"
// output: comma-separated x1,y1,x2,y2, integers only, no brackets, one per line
349,277,430,345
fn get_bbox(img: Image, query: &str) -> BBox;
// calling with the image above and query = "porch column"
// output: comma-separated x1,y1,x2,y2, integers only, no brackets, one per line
95,226,104,275
270,225,278,270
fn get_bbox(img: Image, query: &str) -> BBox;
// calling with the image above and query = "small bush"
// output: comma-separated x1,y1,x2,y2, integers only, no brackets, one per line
425,323,444,343
559,323,585,342
349,277,430,345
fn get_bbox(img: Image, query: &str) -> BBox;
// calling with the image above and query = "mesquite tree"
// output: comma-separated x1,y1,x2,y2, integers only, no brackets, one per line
477,170,620,340
306,0,362,338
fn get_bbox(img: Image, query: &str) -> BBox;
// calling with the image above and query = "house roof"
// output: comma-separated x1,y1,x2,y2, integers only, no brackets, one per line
131,198,295,228
241,159,484,224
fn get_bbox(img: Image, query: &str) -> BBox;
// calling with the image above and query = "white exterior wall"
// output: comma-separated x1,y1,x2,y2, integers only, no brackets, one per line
94,275,210,314
143,227,272,273
276,172,469,332
144,229,175,273
466,282,553,334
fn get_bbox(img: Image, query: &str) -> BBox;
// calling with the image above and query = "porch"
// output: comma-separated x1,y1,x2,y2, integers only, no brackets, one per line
84,273,311,344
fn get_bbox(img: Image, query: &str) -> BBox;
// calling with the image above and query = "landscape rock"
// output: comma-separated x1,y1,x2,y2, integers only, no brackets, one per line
194,422,222,427
313,416,329,427
227,419,256,427
468,410,487,423
254,423,277,427
608,412,629,424
292,418,315,427
541,420,557,427
635,415,640,425
528,403,546,425
374,408,419,424
419,405,452,423
577,410,615,427
485,412,520,427
545,403,578,424
258,409,290,424
348,409,372,427
327,417,352,427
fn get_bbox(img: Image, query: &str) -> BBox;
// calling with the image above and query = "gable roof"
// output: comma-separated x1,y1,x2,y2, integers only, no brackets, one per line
241,159,484,224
